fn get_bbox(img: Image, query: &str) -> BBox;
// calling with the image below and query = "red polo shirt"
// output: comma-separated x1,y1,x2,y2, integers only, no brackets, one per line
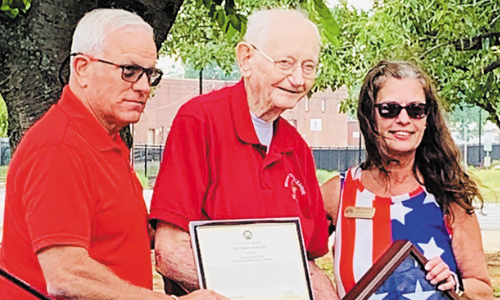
0,86,152,299
150,80,328,259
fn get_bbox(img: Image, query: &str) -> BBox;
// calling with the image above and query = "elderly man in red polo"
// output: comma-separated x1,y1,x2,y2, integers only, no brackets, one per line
150,8,338,300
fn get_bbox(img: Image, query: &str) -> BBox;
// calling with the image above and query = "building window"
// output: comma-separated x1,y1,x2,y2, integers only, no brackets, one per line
321,98,326,113
156,127,164,145
305,98,309,112
147,129,155,144
310,119,322,131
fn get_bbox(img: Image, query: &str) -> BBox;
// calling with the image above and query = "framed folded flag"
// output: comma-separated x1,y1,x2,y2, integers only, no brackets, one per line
343,240,460,300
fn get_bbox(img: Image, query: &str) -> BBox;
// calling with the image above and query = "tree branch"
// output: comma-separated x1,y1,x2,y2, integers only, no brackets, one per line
483,60,500,74
489,8,500,27
419,32,500,59
475,99,500,129
454,32,500,51
419,41,452,59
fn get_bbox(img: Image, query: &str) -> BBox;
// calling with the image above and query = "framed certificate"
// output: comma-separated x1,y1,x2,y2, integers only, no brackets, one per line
189,218,313,300
343,240,460,300
0,267,52,300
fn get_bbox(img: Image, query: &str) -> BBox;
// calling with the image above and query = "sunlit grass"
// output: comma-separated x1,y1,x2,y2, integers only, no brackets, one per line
316,169,338,184
0,165,7,178
469,169,500,204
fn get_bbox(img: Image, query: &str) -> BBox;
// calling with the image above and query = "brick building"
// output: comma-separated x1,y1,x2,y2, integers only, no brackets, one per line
134,78,358,147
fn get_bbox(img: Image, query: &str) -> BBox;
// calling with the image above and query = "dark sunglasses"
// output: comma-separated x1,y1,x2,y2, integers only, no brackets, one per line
58,53,163,87
374,102,429,119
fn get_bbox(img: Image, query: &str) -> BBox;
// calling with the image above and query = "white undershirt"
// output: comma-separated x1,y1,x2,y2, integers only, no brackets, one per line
250,111,273,152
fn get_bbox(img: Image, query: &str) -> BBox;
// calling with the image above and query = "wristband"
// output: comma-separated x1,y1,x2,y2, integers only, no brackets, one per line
170,295,180,300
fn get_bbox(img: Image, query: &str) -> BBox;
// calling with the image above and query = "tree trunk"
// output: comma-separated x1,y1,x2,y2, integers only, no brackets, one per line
0,0,184,151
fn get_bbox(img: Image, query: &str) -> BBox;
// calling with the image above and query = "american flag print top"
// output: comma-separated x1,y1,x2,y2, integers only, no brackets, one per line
333,167,458,297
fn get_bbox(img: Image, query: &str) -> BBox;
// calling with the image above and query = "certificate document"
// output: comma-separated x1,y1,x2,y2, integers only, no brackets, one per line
189,218,313,300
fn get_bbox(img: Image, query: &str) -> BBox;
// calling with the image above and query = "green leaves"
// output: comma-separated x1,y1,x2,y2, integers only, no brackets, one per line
167,0,335,77
161,0,246,76
0,95,8,138
312,0,340,46
483,37,490,50
215,10,225,27
229,13,240,30
313,0,500,128
1,0,31,18
164,0,500,128
194,0,248,36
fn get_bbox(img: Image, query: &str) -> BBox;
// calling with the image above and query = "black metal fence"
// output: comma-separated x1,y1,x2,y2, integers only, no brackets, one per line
312,144,500,172
1,141,499,173
132,144,500,176
132,144,164,178
313,147,366,172
0,141,496,176
457,143,500,167
0,138,10,166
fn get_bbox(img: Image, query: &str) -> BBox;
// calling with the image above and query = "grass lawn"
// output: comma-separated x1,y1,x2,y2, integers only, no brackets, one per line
0,165,7,178
316,169,338,184
469,169,500,204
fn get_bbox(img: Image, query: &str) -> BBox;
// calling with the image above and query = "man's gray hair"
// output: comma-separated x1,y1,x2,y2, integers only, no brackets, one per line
244,8,320,46
71,8,154,57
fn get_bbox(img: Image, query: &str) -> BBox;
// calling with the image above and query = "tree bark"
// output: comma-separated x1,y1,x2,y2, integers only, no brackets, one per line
0,0,184,151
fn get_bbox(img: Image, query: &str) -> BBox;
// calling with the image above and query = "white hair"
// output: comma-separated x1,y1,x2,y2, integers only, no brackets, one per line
71,8,154,57
244,8,320,46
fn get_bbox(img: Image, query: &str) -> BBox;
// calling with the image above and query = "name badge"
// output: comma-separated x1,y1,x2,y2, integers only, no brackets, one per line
344,206,375,219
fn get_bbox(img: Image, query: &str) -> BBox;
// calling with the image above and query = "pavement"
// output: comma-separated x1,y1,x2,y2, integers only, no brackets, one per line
477,203,500,230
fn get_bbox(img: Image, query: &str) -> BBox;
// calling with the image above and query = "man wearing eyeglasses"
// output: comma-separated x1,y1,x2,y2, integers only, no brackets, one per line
0,8,226,300
150,9,338,300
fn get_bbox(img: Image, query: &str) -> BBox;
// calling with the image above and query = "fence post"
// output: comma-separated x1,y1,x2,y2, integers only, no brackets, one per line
144,144,148,178
358,135,362,165
0,140,4,165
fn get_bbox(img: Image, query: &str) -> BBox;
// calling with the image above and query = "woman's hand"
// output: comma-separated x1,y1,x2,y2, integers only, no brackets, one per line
424,256,456,291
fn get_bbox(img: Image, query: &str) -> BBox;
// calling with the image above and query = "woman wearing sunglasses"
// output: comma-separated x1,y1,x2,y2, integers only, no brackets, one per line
322,60,494,299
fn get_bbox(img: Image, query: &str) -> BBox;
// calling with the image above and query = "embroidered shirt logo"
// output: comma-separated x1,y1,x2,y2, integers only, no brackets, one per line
284,173,306,201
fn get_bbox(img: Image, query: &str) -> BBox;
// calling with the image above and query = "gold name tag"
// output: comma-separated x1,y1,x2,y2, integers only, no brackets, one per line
344,206,376,219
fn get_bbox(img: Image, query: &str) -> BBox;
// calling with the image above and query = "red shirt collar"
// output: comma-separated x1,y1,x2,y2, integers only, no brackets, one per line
57,86,126,153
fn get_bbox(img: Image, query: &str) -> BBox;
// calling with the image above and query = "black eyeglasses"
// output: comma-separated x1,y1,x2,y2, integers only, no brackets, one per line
374,102,429,119
63,53,163,87
250,44,318,79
